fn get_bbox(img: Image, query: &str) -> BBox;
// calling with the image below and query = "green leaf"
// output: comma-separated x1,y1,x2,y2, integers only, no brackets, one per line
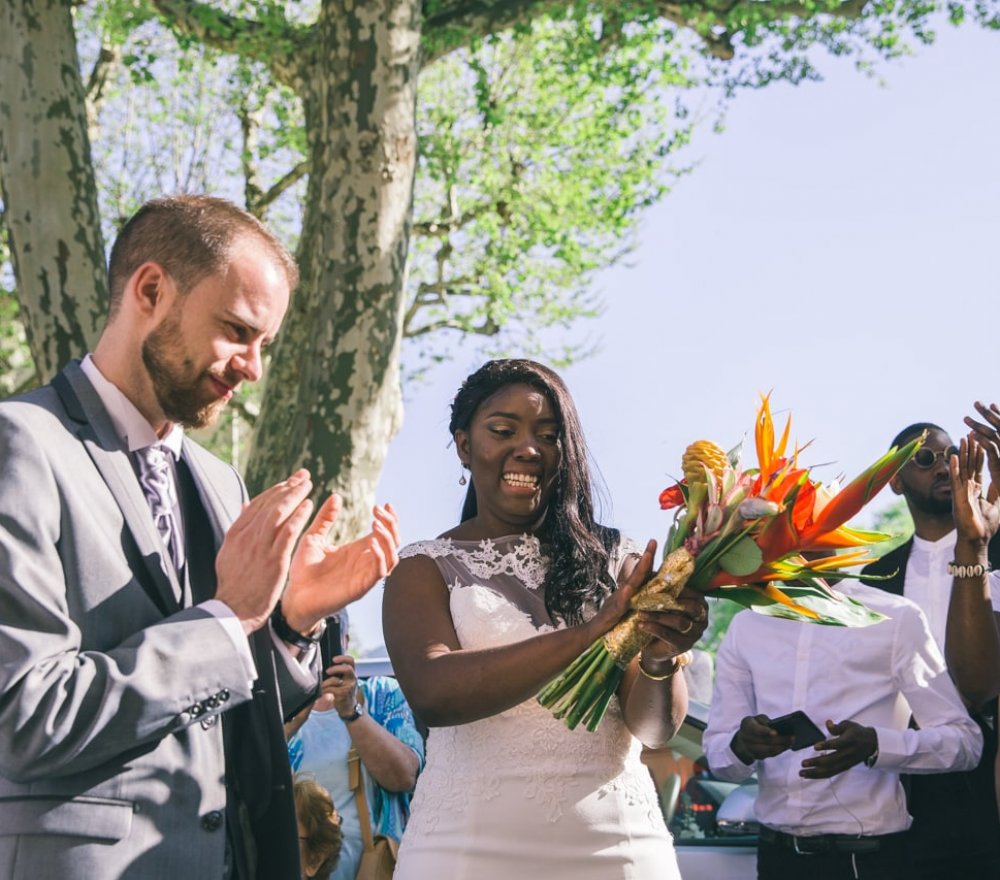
714,584,887,627
717,535,764,576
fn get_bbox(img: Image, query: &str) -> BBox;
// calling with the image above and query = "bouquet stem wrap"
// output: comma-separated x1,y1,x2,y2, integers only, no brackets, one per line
537,548,695,731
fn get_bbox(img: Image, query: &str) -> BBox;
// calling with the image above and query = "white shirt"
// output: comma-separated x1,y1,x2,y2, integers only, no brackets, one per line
905,530,1000,651
703,582,982,837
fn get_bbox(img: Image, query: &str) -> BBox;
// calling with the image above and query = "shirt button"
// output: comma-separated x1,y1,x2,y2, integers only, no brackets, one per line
201,810,224,832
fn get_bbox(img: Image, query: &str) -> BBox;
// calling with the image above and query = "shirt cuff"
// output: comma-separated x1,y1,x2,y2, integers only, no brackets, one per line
200,599,257,686
706,739,757,782
868,725,904,769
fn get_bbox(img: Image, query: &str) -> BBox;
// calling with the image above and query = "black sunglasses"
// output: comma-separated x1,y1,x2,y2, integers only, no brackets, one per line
910,446,959,469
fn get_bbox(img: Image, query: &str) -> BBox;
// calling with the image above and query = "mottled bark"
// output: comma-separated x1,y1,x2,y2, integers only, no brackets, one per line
0,0,106,381
245,0,420,543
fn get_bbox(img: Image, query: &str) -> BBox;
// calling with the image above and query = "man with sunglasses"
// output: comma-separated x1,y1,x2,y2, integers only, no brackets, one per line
861,420,1000,879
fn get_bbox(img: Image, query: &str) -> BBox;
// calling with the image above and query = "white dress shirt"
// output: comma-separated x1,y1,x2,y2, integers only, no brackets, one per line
905,530,1000,651
703,582,982,837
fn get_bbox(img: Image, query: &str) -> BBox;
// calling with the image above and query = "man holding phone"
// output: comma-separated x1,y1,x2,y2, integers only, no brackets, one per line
285,610,424,880
704,579,981,880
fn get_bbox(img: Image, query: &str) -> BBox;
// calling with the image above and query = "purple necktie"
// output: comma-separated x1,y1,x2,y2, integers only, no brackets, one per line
135,445,185,572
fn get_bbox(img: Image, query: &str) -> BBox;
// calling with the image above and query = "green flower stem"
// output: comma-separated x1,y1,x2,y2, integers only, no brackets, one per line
538,638,607,712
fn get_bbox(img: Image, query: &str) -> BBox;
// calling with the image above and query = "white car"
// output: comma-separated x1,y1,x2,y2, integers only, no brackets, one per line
663,698,757,879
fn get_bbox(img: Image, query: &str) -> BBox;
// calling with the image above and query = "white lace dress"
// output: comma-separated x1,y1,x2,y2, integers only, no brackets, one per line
393,534,680,880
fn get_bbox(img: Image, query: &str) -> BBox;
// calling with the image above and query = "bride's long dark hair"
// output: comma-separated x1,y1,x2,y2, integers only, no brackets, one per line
449,359,619,625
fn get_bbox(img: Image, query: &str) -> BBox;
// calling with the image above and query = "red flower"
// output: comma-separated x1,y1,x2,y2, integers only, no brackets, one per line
659,483,685,510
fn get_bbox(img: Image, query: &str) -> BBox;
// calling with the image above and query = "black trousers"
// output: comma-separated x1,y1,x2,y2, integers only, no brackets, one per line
758,835,906,880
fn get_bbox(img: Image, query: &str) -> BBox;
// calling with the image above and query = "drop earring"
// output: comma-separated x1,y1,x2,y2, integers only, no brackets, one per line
459,471,468,486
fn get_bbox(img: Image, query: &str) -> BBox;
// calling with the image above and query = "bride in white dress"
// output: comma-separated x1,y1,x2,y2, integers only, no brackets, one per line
384,359,708,879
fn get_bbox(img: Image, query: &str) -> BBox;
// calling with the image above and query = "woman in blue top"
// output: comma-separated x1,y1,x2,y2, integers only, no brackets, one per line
287,612,424,880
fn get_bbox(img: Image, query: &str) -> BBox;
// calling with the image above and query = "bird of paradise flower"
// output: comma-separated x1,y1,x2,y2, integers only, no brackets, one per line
537,395,923,731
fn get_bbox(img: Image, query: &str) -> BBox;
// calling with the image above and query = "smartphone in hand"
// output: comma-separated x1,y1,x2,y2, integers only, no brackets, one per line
319,614,346,672
768,710,825,751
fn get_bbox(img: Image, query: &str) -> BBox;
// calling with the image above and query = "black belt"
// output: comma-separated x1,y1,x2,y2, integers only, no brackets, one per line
759,825,903,855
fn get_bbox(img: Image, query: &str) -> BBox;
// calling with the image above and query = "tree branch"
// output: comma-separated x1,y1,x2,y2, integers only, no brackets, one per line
405,314,499,338
150,0,307,87
238,97,264,214
422,0,876,65
412,202,493,236
86,45,118,106
250,160,311,217
422,0,563,65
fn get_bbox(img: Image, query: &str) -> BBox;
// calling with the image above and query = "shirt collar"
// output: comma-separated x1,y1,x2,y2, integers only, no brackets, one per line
80,354,184,459
911,529,956,553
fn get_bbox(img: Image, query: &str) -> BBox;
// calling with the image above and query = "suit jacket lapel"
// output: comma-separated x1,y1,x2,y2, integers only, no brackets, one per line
52,362,183,615
860,538,910,596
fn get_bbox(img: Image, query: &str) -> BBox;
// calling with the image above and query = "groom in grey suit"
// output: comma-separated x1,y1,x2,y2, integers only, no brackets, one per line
0,196,400,879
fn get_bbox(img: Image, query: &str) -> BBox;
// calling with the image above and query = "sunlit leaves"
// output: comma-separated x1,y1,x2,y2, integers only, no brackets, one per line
407,11,700,366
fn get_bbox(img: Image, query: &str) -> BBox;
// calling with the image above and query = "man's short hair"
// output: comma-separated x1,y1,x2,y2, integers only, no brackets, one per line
107,195,298,315
890,422,946,450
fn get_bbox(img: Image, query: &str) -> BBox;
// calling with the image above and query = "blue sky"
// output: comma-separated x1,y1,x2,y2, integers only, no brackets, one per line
350,23,1000,654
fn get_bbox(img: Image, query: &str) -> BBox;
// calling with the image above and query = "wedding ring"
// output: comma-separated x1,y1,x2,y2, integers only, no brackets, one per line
678,618,694,635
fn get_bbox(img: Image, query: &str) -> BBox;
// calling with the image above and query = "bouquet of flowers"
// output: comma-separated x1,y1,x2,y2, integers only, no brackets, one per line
537,396,923,731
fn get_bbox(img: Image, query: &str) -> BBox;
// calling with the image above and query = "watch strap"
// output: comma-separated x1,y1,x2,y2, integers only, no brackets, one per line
270,603,324,651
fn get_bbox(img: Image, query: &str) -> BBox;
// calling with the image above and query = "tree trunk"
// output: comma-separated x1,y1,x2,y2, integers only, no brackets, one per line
246,0,420,542
0,0,106,382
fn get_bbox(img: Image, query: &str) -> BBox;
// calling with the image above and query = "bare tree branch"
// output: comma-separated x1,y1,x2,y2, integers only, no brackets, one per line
238,97,264,213
250,160,310,217
405,314,499,338
412,202,493,236
86,45,118,105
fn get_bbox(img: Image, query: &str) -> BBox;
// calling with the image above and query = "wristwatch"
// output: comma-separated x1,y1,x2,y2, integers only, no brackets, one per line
339,701,365,723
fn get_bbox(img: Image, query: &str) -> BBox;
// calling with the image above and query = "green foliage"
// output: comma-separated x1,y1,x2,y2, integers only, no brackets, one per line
9,0,997,402
700,596,742,659
77,1,306,248
869,497,915,554
407,12,698,370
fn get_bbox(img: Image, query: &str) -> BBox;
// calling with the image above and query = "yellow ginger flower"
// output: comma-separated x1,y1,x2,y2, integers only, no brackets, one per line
682,439,728,486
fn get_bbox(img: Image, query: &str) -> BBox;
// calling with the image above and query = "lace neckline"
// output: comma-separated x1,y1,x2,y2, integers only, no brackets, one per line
400,534,549,592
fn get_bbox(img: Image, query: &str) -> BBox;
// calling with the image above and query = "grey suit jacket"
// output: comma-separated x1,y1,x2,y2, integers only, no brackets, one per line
0,361,311,879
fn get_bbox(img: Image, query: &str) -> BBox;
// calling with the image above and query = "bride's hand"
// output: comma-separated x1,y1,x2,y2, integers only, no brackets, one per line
585,540,657,639
637,588,708,665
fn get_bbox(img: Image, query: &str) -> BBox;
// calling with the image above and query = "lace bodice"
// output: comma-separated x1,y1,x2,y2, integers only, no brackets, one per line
397,534,660,831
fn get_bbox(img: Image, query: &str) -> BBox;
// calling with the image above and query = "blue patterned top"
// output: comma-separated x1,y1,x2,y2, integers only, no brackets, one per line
289,676,424,879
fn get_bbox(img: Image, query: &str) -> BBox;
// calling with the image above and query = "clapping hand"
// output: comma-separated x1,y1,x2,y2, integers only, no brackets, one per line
282,495,401,634
950,429,1000,547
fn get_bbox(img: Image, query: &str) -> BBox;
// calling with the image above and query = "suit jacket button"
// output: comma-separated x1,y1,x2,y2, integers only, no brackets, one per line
201,811,223,831
219,689,230,702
